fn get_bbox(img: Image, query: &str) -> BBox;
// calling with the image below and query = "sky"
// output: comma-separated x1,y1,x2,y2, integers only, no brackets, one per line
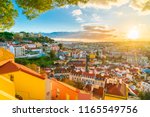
10,0,150,41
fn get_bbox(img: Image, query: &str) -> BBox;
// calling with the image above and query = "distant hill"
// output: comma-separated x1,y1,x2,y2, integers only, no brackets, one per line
42,32,84,38
41,31,117,42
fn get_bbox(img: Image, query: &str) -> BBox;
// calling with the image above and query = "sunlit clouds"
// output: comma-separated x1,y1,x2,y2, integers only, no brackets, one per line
79,0,150,15
72,9,83,16
80,0,128,9
10,0,150,42
130,0,150,14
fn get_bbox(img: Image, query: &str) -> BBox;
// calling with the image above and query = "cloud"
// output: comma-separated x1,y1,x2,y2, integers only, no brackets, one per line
72,9,84,23
114,11,124,16
80,24,117,40
82,24,116,33
76,17,84,22
72,9,83,16
72,11,102,23
91,14,101,22
130,0,150,14
49,24,118,41
79,0,150,15
80,0,128,9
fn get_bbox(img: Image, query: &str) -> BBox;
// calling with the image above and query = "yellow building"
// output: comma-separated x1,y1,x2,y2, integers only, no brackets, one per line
0,61,49,100
0,75,16,100
89,54,96,59
0,48,14,63
104,83,128,100
35,42,42,48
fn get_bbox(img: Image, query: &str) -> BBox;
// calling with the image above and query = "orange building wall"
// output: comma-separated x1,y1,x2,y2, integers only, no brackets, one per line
2,71,46,100
0,48,14,62
51,79,91,100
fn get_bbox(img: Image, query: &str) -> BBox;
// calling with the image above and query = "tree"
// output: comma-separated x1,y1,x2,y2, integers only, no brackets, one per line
75,81,84,90
0,32,14,42
26,63,38,72
0,0,88,30
49,50,56,59
96,51,99,59
14,33,23,42
58,43,63,50
0,0,18,30
138,91,150,100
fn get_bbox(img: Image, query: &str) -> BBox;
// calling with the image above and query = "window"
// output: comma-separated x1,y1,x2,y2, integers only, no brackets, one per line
15,94,23,100
10,75,14,81
66,94,70,100
56,89,60,98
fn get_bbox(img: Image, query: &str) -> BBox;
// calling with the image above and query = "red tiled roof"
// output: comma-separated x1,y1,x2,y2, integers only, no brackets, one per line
96,74,106,80
10,44,25,47
93,87,104,98
105,83,127,97
84,84,92,92
68,63,85,67
82,72,95,78
0,61,45,79
71,70,82,75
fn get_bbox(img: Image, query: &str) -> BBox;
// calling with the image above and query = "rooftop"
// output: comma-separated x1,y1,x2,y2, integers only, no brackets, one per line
105,82,127,97
0,61,45,79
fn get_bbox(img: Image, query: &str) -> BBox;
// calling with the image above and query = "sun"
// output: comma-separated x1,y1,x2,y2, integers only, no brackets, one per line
127,27,139,40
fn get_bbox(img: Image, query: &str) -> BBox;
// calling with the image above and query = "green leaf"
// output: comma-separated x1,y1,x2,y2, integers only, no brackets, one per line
0,0,18,30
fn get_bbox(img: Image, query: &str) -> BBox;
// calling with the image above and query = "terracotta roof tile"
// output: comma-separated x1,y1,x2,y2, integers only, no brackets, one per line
82,72,95,78
0,61,45,79
105,83,127,97
93,87,104,98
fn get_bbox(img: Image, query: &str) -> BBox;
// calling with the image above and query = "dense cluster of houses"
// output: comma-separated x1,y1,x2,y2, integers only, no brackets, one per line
0,42,59,58
46,57,150,99
0,48,92,100
1,41,150,100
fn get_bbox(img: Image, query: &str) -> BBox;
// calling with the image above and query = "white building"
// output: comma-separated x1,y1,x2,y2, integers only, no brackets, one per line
126,53,149,66
141,82,150,92
9,45,25,57
26,44,37,49
31,48,43,54
69,71,106,88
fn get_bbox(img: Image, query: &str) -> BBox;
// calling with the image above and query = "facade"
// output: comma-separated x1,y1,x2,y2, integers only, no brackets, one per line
0,75,16,100
30,48,43,54
141,82,150,92
51,78,91,100
104,81,128,100
26,44,37,49
35,42,42,48
53,68,71,79
0,48,14,63
126,54,149,66
9,45,25,57
0,61,49,100
69,71,105,87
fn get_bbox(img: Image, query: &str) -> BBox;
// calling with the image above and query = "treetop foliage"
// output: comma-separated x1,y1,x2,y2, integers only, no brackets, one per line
0,0,18,30
0,0,88,30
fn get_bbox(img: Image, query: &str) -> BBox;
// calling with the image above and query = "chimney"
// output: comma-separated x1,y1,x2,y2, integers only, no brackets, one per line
36,66,40,73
